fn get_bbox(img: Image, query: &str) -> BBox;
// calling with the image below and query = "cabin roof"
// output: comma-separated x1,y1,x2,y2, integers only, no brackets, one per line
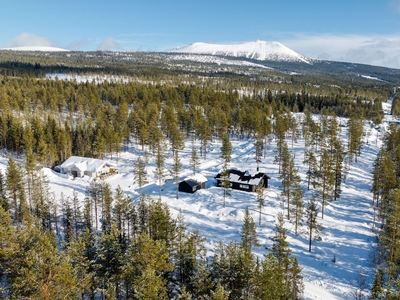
216,169,270,186
60,156,116,173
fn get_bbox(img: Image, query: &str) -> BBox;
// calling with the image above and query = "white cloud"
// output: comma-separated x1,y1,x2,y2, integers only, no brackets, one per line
8,32,54,47
281,34,400,69
97,37,121,51
67,39,89,51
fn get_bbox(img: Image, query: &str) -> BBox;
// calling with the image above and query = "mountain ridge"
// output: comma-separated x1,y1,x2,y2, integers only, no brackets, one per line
170,40,313,64
1,46,69,52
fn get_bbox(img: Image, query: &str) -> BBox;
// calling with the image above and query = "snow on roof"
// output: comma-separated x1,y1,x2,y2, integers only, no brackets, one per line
60,156,116,173
184,173,208,183
216,169,269,186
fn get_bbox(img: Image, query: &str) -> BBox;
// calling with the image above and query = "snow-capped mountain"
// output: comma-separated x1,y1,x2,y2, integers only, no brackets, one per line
171,40,312,64
1,46,69,52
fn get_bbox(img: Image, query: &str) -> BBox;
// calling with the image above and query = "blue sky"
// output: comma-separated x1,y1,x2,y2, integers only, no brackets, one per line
1,0,400,68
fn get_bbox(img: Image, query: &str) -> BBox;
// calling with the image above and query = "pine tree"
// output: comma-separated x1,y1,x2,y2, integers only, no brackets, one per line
348,116,364,163
61,196,74,245
317,149,335,218
280,141,301,220
274,113,287,173
380,189,400,289
291,182,304,235
304,149,318,191
0,206,17,279
0,170,8,212
220,163,231,208
287,114,299,147
191,246,213,299
95,224,124,299
220,132,232,164
189,144,201,175
101,183,113,233
153,144,166,199
113,185,128,240
9,227,79,299
171,149,182,199
84,179,104,231
6,156,26,226
122,232,173,300
24,125,36,213
67,234,94,299
256,186,265,225
211,283,230,300
306,197,320,252
255,137,263,171
133,156,148,198
332,139,345,201
72,190,82,238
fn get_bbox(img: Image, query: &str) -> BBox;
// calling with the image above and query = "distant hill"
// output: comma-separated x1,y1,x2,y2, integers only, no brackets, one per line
1,46,69,52
170,40,312,64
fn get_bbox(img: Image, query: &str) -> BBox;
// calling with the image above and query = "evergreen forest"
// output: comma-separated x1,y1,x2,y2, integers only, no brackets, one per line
0,49,399,299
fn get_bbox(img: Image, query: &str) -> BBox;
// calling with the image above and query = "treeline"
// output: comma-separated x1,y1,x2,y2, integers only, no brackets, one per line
370,124,400,298
0,76,384,169
0,154,303,299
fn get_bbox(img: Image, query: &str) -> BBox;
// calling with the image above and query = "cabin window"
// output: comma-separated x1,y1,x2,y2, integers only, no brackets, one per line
239,184,249,189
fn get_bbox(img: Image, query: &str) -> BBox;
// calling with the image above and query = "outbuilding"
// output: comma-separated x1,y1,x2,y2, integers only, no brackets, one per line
178,174,208,193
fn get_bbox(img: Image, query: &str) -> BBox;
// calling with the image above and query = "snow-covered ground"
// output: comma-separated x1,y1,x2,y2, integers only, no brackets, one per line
0,112,386,299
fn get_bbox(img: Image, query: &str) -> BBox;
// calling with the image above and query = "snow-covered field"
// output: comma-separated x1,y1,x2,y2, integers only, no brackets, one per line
0,113,385,299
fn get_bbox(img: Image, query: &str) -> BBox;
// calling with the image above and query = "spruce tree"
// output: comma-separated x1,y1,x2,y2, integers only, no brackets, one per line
240,207,260,250
253,253,286,299
370,269,383,300
271,212,291,271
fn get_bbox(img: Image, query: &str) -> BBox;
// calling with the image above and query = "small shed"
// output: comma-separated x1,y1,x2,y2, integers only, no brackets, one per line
215,169,270,192
179,174,208,194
